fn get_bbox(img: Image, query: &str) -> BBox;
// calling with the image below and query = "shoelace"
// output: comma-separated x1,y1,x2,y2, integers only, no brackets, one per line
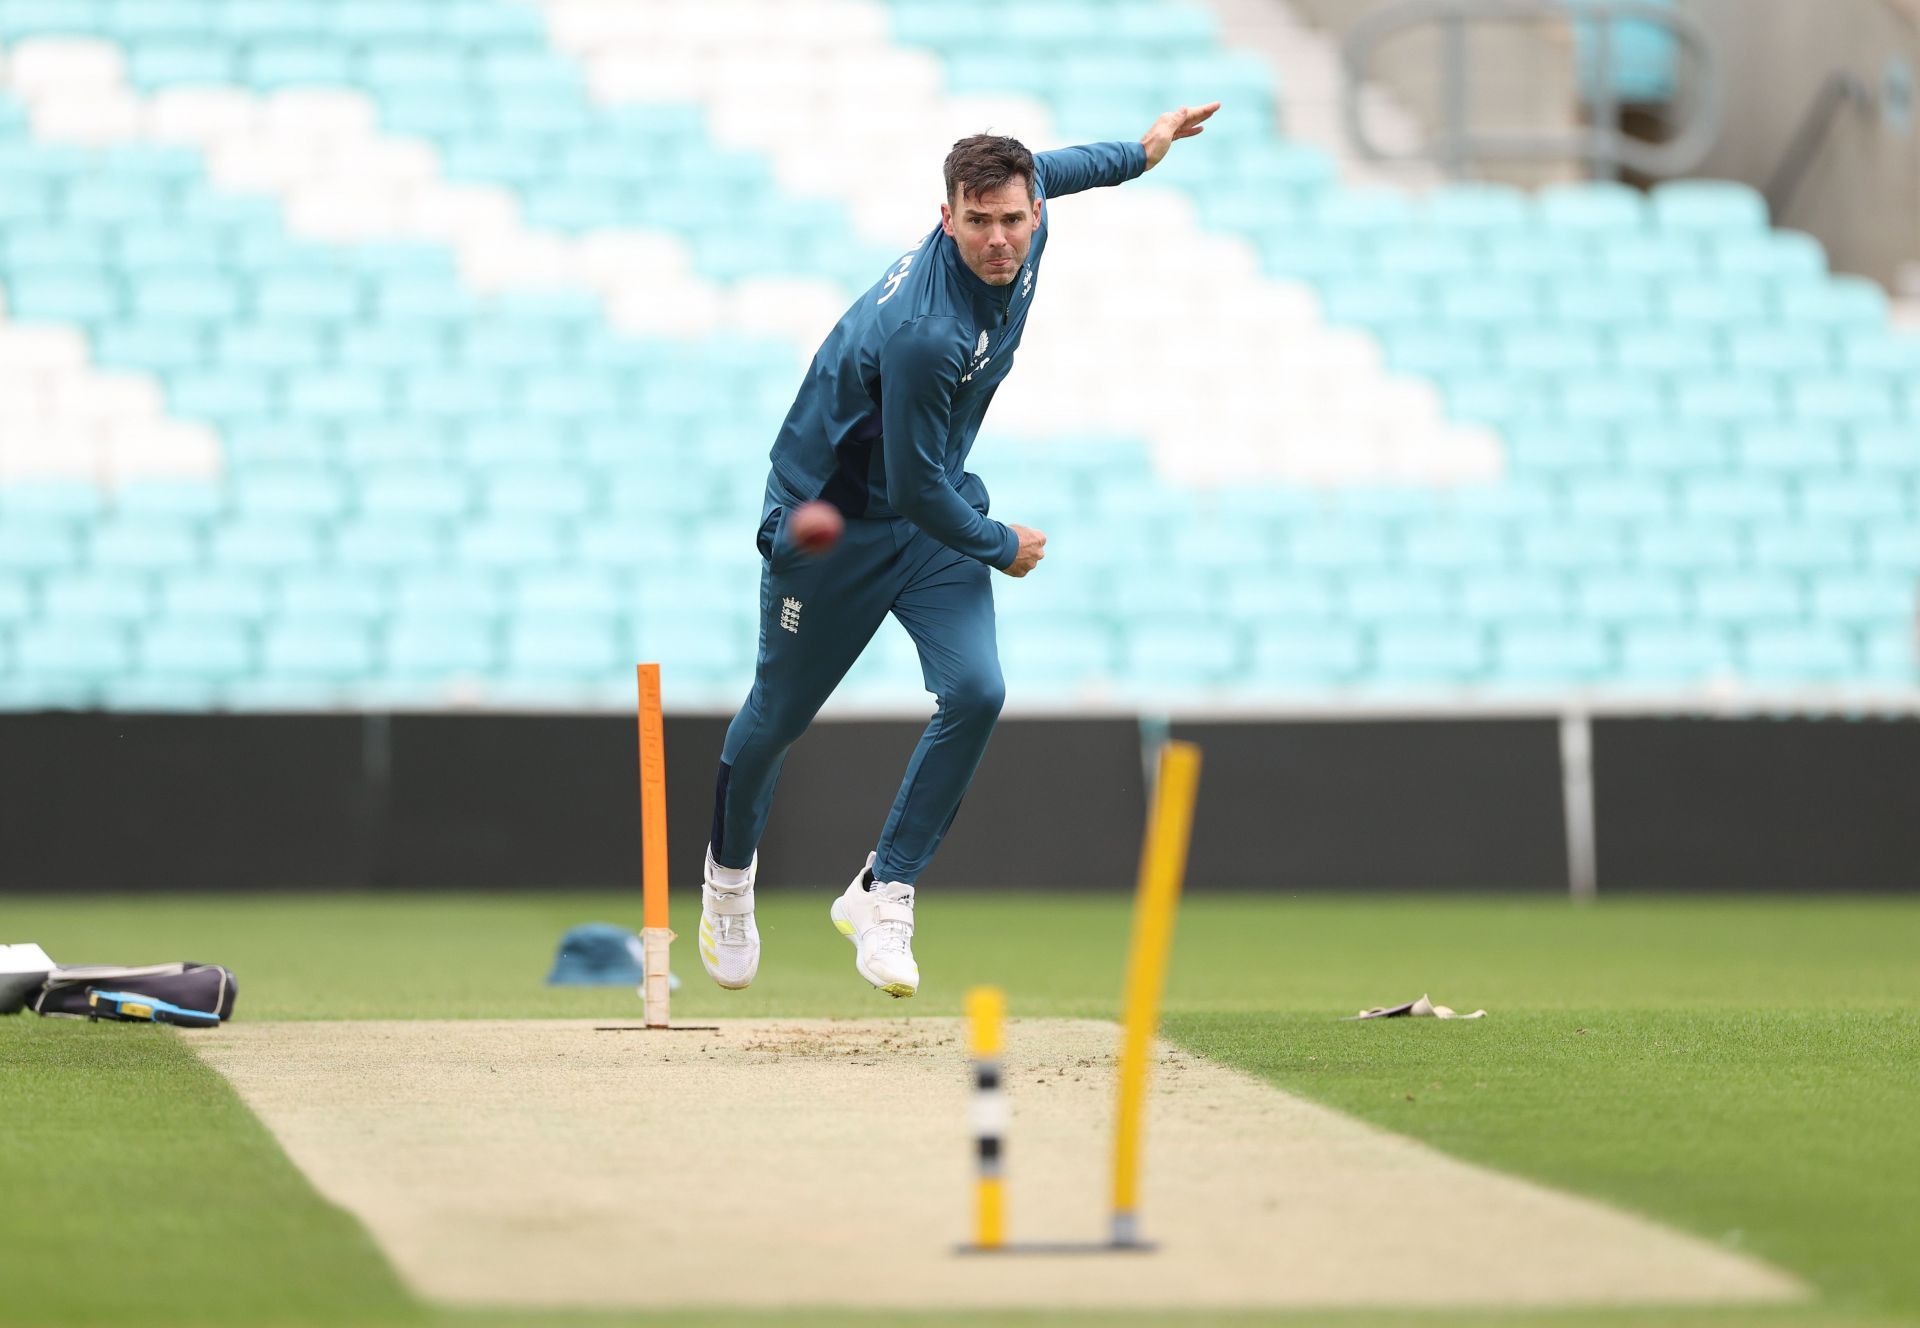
708,890,753,946
869,918,913,960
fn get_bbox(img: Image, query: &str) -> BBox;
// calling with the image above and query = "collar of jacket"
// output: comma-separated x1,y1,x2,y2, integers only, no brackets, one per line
940,232,1016,327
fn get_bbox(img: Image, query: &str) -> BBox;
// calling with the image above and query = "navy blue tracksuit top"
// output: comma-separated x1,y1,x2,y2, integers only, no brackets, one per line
764,139,1149,571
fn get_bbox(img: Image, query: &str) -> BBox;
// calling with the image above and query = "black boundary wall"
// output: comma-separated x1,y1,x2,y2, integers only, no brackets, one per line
1,713,1915,892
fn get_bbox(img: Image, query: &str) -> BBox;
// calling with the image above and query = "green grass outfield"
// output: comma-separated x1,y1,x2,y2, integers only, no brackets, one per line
4,892,1917,1328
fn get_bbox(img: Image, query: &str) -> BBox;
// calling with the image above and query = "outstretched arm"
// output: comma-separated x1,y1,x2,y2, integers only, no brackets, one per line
1140,102,1221,171
1031,102,1221,198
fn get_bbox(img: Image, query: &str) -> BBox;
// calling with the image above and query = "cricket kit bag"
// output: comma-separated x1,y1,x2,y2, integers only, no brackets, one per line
29,962,237,1028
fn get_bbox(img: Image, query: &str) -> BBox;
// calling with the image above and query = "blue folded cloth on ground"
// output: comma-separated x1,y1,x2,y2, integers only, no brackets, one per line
546,922,680,989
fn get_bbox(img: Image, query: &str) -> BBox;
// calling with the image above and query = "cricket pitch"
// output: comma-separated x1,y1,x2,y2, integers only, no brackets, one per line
194,1018,1804,1311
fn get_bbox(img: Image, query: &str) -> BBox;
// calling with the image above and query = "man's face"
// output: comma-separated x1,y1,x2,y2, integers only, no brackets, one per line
941,177,1041,286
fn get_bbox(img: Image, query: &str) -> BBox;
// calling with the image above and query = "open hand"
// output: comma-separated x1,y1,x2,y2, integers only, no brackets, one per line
1141,102,1221,170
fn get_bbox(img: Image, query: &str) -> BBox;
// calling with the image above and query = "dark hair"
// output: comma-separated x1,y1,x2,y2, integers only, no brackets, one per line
943,134,1036,206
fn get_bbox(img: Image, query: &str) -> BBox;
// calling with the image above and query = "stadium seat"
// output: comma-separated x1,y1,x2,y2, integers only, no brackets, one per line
0,0,1912,709
1495,623,1613,681
139,620,255,680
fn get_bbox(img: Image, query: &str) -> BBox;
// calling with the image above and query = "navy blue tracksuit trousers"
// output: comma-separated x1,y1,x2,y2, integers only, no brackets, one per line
709,484,1004,885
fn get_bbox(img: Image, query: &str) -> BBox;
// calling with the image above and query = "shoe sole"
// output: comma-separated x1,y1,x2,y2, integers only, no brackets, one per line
830,901,916,999
698,914,756,990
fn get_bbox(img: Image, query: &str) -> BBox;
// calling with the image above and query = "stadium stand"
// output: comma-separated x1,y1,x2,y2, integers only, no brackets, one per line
0,0,1914,712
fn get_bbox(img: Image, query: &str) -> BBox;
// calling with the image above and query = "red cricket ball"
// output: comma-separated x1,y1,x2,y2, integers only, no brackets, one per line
788,501,844,557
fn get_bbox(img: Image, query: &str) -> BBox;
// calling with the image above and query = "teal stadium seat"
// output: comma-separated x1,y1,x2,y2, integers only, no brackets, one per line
1505,423,1612,475
1852,426,1920,476
513,569,625,618
1343,571,1455,622
1619,424,1730,475
1598,233,1701,279
1634,522,1744,571
1729,328,1833,374
1664,277,1769,326
506,616,622,679
1123,617,1246,686
279,572,390,624
1577,570,1687,622
1371,623,1487,682
261,621,377,682
213,518,327,570
1560,373,1666,426
138,621,254,681
1535,182,1648,233
336,326,447,374
1619,624,1735,681
1459,571,1569,623
1799,477,1904,523
232,467,350,521
1651,180,1768,235
1859,626,1917,681
1713,231,1827,281
1692,573,1802,623
96,322,211,371
1495,623,1612,681
1250,624,1365,683
1740,625,1856,680
1749,523,1858,572
394,570,505,620
1522,521,1629,570
1613,328,1716,374
1422,183,1530,234
88,515,204,570
383,616,498,679
15,621,131,679
1675,374,1781,425
576,522,688,571
1777,277,1888,328
1550,276,1657,327
164,569,273,623
1839,331,1920,374
1791,374,1900,424
332,518,445,570
40,572,154,624
1811,574,1914,624
1222,572,1339,621
1287,519,1396,570
1403,523,1508,570
1867,525,1920,572
359,467,473,520
1734,423,1845,472
1489,235,1592,278
0,482,103,520
1568,475,1674,521
1500,327,1604,374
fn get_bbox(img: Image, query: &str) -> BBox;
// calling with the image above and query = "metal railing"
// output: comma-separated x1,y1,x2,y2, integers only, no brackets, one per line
1341,0,1722,180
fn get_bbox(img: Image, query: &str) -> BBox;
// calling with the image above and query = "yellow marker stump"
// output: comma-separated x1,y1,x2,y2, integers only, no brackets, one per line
1110,739,1202,1248
966,985,1008,1250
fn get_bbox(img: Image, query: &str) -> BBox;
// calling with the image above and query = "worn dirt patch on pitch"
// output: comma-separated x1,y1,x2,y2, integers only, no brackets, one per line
194,1019,1803,1311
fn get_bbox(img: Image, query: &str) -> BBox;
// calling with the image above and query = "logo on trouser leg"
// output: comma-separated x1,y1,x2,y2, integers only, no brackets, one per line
780,597,803,633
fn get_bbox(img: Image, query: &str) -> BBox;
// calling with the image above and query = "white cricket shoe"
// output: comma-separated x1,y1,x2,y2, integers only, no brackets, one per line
829,851,919,998
699,848,759,990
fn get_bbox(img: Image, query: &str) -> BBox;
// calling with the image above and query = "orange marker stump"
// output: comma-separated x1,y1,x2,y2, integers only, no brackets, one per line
636,663,673,1027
